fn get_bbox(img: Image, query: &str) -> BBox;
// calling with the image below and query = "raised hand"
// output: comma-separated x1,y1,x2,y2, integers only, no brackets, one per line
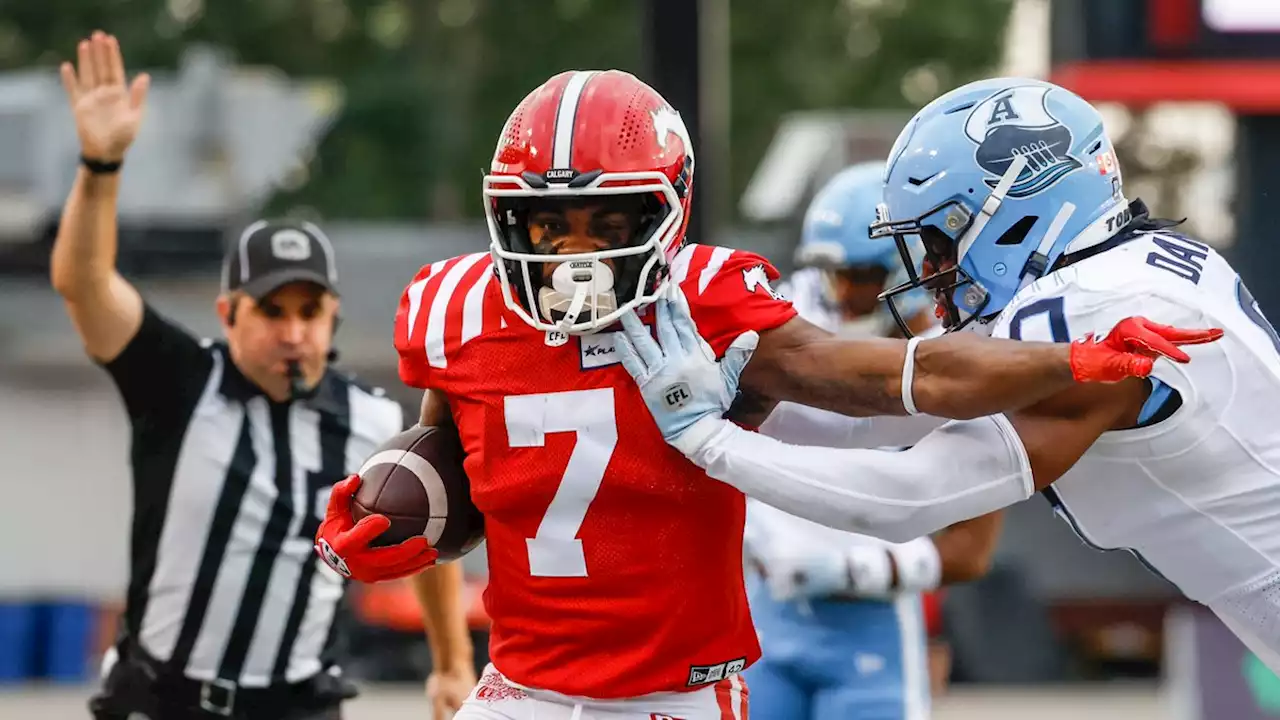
59,31,151,162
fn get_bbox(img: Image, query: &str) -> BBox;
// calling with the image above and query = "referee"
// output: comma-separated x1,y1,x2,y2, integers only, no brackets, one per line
52,32,403,719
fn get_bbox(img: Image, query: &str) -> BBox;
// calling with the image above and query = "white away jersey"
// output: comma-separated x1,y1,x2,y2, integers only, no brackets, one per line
989,230,1280,667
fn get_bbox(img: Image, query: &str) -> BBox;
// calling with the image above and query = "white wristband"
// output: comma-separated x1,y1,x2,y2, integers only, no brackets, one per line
845,545,894,598
890,539,943,593
901,336,923,415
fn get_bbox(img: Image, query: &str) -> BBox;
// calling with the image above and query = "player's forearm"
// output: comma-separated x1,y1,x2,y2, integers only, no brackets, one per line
684,415,1034,543
410,562,474,673
50,168,122,299
912,334,1075,420
758,330,1075,420
759,402,945,448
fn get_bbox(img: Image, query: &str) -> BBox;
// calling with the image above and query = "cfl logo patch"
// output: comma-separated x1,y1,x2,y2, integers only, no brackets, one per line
662,382,692,409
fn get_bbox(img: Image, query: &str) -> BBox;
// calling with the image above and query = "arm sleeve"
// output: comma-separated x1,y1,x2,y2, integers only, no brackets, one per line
688,414,1034,543
758,402,947,448
100,303,213,424
682,248,798,358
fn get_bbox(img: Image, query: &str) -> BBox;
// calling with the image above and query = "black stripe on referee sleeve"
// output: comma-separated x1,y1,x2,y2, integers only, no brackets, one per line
272,383,352,680
218,402,298,681
168,416,257,672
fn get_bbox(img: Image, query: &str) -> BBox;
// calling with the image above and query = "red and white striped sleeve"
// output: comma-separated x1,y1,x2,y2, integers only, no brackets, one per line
394,252,499,389
672,244,797,358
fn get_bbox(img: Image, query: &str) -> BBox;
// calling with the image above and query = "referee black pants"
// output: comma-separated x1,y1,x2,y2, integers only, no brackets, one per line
89,642,354,720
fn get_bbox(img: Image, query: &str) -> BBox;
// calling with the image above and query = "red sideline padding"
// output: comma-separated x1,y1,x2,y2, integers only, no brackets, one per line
1052,60,1280,112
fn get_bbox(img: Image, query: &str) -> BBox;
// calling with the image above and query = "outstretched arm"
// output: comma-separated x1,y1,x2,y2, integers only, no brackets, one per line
688,376,1142,542
758,401,946,449
738,313,1211,420
614,293,1187,541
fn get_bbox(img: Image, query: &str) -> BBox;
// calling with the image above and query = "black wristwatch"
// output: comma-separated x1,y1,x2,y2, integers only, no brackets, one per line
80,156,123,175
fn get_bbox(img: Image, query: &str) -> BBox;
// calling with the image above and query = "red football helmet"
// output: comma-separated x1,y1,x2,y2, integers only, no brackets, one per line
484,70,695,334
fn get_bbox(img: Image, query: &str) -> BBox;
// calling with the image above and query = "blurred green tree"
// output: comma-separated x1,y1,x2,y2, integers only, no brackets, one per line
4,0,1011,220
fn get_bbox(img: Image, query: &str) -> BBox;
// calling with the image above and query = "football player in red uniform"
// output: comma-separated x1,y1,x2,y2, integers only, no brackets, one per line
315,70,1207,719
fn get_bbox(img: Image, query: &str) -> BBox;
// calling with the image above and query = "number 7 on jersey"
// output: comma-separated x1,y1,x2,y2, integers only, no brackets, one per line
504,388,617,577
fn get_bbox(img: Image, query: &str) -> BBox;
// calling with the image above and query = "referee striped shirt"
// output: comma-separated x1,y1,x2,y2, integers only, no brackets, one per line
101,303,403,687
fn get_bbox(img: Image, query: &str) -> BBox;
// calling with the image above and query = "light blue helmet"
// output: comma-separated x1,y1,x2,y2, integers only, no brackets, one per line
795,162,931,324
796,162,900,271
870,77,1131,334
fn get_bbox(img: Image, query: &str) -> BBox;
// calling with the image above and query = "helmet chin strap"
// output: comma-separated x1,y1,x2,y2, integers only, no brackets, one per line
1016,200,1077,293
539,260,619,331
560,285,589,330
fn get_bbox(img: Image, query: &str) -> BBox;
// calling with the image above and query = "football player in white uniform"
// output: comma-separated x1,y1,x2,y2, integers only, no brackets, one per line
747,162,1001,719
612,78,1280,670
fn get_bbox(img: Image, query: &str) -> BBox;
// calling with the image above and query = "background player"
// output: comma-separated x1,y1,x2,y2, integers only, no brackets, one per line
614,78,1280,674
315,71,1207,719
782,162,935,340
747,162,1001,720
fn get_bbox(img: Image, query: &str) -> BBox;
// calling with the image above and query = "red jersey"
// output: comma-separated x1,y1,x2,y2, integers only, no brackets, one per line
394,244,796,699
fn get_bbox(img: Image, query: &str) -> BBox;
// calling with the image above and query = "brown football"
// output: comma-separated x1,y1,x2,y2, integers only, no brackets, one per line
351,424,484,561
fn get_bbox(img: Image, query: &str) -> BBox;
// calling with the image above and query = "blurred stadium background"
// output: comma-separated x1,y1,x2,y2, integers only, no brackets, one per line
3,0,1280,717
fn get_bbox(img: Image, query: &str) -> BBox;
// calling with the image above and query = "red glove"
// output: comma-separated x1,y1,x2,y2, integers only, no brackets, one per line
1069,316,1224,383
314,475,438,583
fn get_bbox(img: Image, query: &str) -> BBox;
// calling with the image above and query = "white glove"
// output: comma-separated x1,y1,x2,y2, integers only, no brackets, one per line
761,549,851,602
761,545,896,603
615,288,759,455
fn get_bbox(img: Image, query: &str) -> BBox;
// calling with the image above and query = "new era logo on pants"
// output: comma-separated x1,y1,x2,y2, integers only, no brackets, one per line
687,657,745,686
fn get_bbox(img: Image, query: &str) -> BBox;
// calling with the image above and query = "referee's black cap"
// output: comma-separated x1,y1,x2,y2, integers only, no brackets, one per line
222,220,340,301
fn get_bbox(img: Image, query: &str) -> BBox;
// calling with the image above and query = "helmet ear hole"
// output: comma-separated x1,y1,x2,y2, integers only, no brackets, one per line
995,215,1039,246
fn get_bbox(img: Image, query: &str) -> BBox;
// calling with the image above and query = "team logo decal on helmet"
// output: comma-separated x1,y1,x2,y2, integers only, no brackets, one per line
964,85,1082,199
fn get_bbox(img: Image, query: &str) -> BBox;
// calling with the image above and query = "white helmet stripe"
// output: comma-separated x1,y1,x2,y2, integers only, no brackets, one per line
552,71,597,169
956,154,1028,261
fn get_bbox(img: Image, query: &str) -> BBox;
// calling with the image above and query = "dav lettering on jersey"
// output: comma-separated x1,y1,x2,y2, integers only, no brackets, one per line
651,715,687,720
687,657,746,687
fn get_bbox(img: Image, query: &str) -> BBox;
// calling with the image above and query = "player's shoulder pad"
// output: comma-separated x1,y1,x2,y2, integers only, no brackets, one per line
669,243,787,302
668,244,797,357
395,252,500,377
